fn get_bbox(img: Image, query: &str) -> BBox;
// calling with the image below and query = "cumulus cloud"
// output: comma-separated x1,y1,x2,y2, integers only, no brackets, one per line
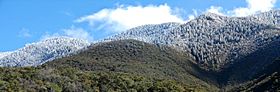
67,0,277,39
206,6,224,16
75,1,277,34
193,0,277,17
42,26,93,41
229,0,277,17
62,27,93,41
76,4,186,32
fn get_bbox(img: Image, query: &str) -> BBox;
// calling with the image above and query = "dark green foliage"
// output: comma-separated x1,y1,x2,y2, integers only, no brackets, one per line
228,58,280,91
42,39,218,91
219,40,280,86
40,39,280,91
0,67,205,92
0,40,217,92
3,39,280,91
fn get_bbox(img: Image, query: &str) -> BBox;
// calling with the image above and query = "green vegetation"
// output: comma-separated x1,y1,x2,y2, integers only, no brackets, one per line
0,67,206,92
0,40,217,91
234,72,280,92
3,39,279,91
228,58,280,91
42,39,218,91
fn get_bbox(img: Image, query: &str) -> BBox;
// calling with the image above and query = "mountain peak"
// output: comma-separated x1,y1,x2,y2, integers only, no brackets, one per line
197,12,226,21
203,12,223,17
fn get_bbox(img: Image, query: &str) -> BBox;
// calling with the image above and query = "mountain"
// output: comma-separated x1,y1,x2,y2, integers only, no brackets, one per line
105,10,280,71
215,39,280,90
0,37,90,67
0,10,280,91
97,10,280,91
1,10,279,70
42,39,219,91
0,52,12,59
0,39,219,92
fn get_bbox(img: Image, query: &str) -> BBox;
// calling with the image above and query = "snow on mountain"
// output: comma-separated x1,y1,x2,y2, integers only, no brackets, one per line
1,10,279,69
0,52,12,59
104,10,280,70
253,10,280,25
101,22,182,47
0,37,90,67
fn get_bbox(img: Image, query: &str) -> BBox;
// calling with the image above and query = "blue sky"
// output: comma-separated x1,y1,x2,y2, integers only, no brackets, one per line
0,0,279,51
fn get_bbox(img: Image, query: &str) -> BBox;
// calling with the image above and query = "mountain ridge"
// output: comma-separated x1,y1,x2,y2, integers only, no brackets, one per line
105,10,280,70
1,10,279,69
0,37,90,67
0,10,280,91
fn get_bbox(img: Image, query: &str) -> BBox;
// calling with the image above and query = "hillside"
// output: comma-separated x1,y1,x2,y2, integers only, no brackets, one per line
43,39,219,91
0,37,90,67
1,10,279,71
105,10,280,71
229,57,280,91
0,66,207,92
0,10,280,91
0,52,11,59
1,38,280,91
218,39,280,87
0,39,219,92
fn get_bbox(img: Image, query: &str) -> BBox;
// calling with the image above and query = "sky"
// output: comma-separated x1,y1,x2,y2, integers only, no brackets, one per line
0,0,279,52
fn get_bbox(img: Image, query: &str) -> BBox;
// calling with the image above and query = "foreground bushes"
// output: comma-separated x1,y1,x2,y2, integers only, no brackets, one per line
0,67,205,92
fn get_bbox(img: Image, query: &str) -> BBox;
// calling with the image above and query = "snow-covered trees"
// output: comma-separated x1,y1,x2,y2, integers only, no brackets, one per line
1,10,279,70
0,52,12,59
0,37,90,67
105,10,280,70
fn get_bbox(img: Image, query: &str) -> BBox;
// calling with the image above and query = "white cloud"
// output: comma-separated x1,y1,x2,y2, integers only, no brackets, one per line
229,0,277,17
74,1,277,34
18,28,32,38
71,0,276,37
63,27,93,41
187,6,225,21
76,4,186,32
187,9,198,20
193,0,277,17
206,6,224,16
42,26,93,41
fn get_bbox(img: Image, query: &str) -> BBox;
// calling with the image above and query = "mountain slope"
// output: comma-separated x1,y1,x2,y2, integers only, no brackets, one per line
0,10,279,91
105,10,280,70
42,39,219,91
0,37,90,67
229,57,280,91
97,10,280,90
0,39,220,91
0,52,12,59
219,39,280,84
0,67,200,92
